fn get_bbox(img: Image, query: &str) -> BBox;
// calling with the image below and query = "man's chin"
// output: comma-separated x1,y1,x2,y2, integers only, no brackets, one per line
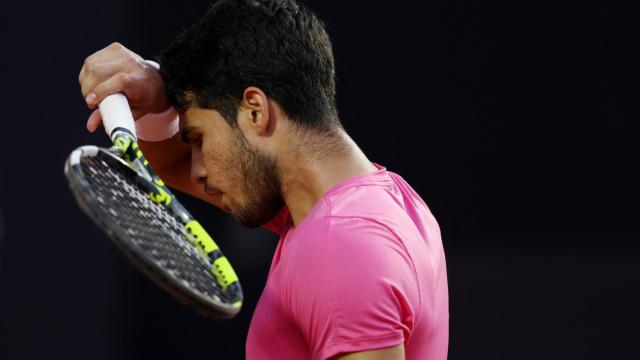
229,206,262,228
233,213,268,228
233,204,282,229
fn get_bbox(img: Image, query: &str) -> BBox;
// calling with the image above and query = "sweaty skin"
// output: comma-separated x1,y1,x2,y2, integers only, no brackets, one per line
79,43,404,359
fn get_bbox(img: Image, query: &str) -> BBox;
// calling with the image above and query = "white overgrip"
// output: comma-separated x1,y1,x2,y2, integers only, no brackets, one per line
99,93,137,139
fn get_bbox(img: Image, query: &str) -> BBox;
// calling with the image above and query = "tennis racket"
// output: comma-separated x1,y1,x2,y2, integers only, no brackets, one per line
64,94,242,319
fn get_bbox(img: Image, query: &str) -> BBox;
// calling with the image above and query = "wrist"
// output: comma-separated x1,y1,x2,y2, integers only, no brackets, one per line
134,59,180,142
135,107,180,142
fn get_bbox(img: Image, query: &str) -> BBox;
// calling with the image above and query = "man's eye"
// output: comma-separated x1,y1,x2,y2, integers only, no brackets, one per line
190,136,203,145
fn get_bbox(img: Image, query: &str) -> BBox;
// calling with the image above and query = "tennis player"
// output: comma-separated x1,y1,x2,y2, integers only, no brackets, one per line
78,1,448,358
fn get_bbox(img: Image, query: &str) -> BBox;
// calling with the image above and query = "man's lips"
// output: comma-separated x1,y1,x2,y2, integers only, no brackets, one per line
204,184,222,195
204,183,230,212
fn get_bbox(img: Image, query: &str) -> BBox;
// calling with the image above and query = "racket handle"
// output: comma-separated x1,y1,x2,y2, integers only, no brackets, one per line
100,93,137,140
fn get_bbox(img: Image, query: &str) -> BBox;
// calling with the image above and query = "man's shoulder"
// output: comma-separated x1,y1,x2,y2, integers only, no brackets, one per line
285,212,408,271
325,175,400,218
283,168,433,261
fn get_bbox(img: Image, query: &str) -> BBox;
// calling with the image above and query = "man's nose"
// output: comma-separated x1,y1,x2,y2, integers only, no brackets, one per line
190,146,207,185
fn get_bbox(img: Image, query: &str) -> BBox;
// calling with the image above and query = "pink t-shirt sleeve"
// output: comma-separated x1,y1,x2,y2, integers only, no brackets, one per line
282,216,419,360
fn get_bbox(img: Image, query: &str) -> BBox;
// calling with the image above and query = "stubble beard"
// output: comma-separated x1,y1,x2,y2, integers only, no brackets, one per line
231,131,284,228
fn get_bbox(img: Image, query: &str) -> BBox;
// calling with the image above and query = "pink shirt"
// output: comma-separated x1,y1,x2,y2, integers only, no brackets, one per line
246,165,449,359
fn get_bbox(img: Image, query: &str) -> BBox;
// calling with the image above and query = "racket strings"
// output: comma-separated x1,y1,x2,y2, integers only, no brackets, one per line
81,155,230,302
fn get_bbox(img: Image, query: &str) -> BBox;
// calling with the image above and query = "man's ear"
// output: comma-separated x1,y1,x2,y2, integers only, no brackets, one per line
239,86,272,137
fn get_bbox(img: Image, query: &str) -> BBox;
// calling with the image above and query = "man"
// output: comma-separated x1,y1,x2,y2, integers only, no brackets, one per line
78,1,448,359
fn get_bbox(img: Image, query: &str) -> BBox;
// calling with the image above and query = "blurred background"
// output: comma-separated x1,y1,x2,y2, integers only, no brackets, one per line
0,0,638,359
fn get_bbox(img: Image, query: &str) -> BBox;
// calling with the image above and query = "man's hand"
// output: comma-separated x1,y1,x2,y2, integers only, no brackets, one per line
78,42,170,132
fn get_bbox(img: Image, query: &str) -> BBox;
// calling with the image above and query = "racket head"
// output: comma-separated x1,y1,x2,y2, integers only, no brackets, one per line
64,145,242,319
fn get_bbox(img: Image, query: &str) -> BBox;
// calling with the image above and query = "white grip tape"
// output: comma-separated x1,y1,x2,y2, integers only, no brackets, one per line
100,93,137,139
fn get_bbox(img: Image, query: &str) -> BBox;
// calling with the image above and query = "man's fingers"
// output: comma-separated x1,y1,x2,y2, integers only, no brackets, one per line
86,109,102,133
79,50,110,96
79,60,123,101
86,72,136,108
79,44,137,105
79,43,157,122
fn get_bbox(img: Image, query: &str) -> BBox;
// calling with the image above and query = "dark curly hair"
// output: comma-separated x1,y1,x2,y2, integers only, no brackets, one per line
158,0,339,131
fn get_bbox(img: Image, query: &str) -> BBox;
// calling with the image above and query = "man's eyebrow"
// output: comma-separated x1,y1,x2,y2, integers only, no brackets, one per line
180,126,194,144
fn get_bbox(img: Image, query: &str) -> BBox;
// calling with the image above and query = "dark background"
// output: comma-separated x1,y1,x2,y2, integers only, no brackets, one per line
1,0,638,359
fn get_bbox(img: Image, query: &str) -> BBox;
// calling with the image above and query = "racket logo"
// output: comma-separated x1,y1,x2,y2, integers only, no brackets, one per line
184,220,240,291
149,178,172,206
114,136,132,155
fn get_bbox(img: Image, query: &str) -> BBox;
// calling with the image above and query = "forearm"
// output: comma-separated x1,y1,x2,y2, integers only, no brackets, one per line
138,133,189,177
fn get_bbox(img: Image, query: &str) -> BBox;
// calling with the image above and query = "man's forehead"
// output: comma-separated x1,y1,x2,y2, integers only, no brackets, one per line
178,106,229,133
178,108,203,135
178,107,201,127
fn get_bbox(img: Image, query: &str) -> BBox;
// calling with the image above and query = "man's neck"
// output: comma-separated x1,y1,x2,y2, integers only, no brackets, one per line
276,129,377,226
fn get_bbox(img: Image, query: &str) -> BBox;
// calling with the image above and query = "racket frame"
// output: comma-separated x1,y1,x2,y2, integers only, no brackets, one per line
64,133,242,320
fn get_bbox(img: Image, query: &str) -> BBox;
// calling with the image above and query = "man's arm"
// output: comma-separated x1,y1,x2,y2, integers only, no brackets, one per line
330,344,405,360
